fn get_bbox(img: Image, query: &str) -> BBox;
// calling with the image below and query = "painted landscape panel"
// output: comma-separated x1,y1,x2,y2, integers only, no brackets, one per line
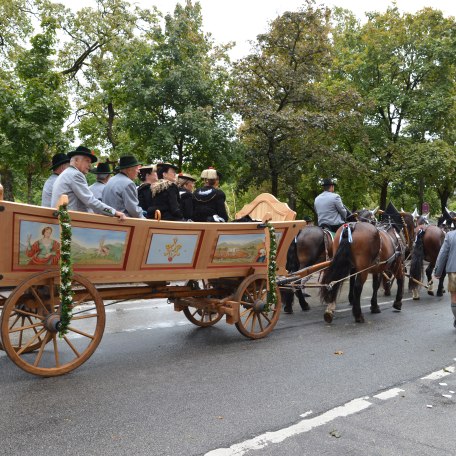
146,233,198,265
18,220,127,266
212,231,284,264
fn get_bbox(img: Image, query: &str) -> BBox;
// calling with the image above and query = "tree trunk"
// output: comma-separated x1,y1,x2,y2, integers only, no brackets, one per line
107,102,117,150
438,188,451,214
379,181,388,210
26,173,33,204
418,177,424,214
0,169,14,201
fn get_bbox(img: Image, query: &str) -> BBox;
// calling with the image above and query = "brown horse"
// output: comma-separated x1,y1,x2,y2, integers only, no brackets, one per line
409,224,446,299
281,210,377,313
319,220,407,323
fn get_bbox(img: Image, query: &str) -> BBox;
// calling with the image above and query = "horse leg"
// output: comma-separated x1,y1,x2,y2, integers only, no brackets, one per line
392,262,404,311
348,273,355,305
425,263,434,296
296,289,310,311
281,289,294,314
383,272,392,296
352,273,365,323
370,273,381,314
324,301,336,323
436,267,446,297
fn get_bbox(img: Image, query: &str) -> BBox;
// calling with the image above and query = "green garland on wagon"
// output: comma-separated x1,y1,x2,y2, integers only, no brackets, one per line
265,222,278,312
57,204,74,337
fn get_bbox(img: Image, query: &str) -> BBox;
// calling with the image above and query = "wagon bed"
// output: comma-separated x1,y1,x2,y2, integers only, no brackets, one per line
0,194,304,376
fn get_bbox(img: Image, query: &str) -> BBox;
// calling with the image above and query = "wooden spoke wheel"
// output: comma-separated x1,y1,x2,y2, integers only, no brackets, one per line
233,274,282,340
0,270,105,377
182,280,223,327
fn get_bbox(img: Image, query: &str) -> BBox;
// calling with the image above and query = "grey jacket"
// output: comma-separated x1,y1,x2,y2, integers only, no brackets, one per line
314,191,348,227
41,173,58,207
51,166,116,216
434,230,454,276
89,181,105,201
102,172,144,218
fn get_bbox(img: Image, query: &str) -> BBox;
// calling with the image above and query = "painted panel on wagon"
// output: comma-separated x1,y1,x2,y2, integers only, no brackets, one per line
18,220,128,267
146,233,198,265
212,231,283,265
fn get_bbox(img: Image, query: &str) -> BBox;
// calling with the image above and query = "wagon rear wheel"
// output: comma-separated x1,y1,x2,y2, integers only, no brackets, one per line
0,270,105,377
234,274,281,339
182,280,223,327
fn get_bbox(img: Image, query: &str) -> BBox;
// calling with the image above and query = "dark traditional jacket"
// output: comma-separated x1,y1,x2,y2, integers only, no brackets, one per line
193,186,228,222
179,188,193,220
137,183,151,212
144,179,184,221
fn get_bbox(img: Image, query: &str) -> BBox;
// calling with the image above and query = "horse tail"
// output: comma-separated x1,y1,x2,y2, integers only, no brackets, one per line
320,225,353,304
286,232,300,273
409,229,425,290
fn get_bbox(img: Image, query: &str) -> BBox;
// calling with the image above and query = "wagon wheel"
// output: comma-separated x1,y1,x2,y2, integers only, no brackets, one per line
0,270,105,377
234,274,282,340
182,280,223,327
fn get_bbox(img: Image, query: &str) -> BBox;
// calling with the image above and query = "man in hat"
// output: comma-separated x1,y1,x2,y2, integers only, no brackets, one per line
41,153,70,207
177,172,196,220
89,162,113,201
314,178,348,232
102,155,145,218
193,167,229,222
144,163,184,221
51,146,126,221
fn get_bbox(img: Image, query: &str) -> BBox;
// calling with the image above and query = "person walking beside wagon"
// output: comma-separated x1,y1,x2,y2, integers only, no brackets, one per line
103,155,145,218
434,230,456,327
193,167,229,222
314,178,348,233
41,153,70,207
51,145,126,221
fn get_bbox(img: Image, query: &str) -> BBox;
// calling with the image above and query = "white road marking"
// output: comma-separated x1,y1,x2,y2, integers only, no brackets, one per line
421,365,455,380
205,397,372,456
374,388,404,400
335,297,413,313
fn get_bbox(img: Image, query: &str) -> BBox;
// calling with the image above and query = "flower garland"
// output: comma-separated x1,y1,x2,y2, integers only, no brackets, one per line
265,222,278,313
57,203,73,337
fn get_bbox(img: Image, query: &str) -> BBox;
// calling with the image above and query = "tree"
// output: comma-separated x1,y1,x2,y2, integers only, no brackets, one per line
0,14,69,202
332,6,456,208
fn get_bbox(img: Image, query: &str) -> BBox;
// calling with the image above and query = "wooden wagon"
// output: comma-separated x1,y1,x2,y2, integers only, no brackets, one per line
0,192,304,377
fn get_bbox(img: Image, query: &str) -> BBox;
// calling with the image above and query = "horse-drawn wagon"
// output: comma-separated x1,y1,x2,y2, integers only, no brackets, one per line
0,192,304,377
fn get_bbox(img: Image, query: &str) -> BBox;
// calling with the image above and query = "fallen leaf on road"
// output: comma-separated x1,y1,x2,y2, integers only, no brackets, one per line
329,430,341,438
334,351,344,355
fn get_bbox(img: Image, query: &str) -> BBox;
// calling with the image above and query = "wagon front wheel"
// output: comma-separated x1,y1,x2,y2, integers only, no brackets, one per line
234,274,281,339
0,270,105,377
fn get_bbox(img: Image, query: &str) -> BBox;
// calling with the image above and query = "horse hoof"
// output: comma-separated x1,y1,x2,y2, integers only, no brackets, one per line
384,291,391,297
454,319,456,329
413,297,420,301
427,291,435,296
283,307,293,314
300,306,310,312
355,315,365,323
370,306,381,314
324,311,333,323
437,292,443,297
392,302,402,311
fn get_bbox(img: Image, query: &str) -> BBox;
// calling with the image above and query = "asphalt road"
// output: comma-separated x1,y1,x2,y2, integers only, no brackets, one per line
1,279,456,456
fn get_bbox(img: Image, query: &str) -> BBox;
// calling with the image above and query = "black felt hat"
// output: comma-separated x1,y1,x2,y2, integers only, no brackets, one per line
117,155,143,170
68,145,98,163
89,162,113,174
50,153,70,170
321,178,336,186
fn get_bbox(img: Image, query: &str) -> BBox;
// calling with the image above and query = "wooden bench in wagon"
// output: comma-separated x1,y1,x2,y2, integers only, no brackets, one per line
0,192,304,376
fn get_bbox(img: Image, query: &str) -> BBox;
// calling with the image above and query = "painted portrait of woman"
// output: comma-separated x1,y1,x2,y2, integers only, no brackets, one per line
25,226,60,265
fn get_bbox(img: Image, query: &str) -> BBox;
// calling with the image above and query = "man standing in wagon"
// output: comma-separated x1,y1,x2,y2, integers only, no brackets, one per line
51,145,126,221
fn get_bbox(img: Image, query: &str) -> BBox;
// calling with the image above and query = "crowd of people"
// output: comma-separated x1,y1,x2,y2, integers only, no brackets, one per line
44,145,229,223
